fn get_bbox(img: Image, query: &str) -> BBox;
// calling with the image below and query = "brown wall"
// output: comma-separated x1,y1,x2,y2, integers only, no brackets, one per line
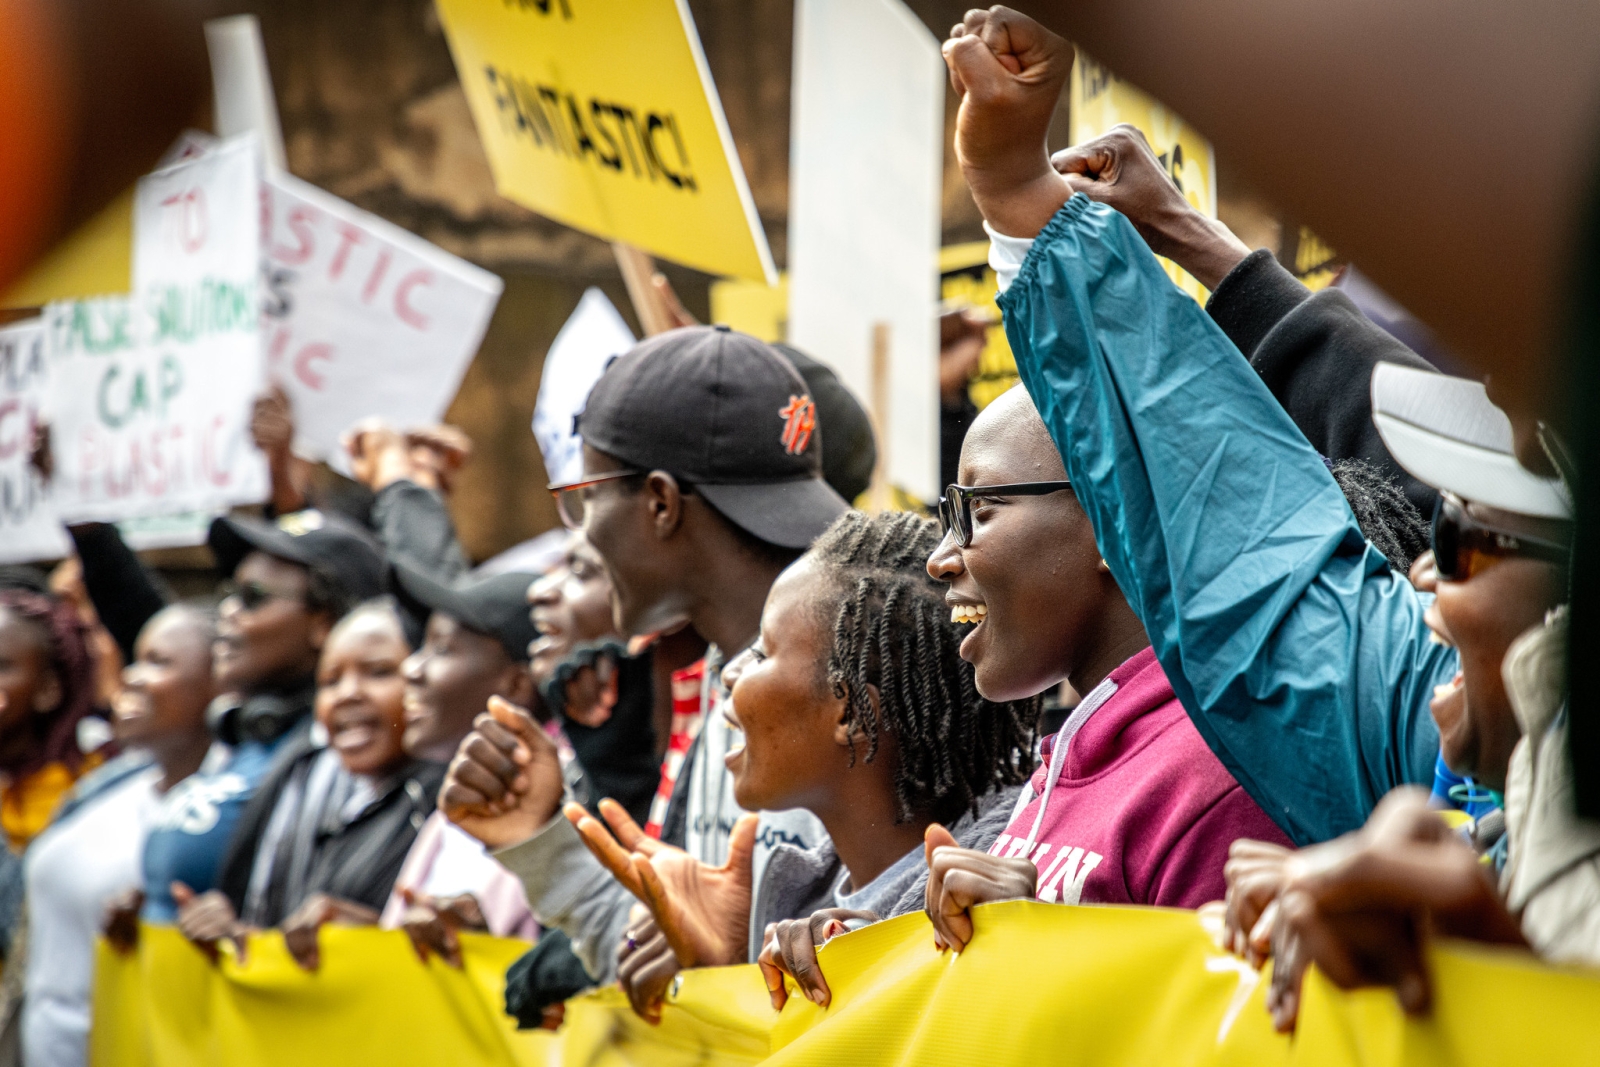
233,0,1286,561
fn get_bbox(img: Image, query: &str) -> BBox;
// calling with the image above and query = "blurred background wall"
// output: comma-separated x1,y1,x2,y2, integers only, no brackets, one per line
228,0,1289,562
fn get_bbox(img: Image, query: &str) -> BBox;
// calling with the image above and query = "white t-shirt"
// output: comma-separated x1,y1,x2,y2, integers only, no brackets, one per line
379,811,537,940
24,764,164,1067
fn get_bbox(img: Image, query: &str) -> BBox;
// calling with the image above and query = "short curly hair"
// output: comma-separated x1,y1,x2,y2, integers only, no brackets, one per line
805,510,1037,825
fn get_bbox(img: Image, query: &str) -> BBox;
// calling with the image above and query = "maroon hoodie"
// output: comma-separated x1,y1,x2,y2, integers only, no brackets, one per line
988,647,1292,909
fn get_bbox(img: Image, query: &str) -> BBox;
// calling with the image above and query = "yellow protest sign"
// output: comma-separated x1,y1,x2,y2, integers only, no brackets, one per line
1,188,133,308
94,905,1600,1066
1071,52,1217,304
435,0,776,284
940,241,1018,411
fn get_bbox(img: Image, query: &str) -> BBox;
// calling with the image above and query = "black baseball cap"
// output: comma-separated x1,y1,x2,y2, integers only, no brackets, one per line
576,325,849,549
389,560,539,662
208,510,385,604
773,343,877,505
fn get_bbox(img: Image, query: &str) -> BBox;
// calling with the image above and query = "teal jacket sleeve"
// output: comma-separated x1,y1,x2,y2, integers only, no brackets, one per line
996,195,1455,845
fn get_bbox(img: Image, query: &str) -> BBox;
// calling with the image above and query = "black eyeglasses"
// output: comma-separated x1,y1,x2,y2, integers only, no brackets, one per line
218,579,301,612
937,481,1074,547
1430,491,1570,581
547,470,646,530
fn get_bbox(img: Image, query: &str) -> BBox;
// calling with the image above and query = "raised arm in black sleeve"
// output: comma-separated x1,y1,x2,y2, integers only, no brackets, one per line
368,480,470,582
67,523,172,663
1206,249,1441,517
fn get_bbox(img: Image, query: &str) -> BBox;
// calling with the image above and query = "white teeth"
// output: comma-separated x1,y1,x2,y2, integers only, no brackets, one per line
950,604,988,625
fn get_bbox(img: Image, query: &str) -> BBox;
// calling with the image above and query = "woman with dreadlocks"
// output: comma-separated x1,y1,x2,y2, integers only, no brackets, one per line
0,584,110,852
563,508,1037,1021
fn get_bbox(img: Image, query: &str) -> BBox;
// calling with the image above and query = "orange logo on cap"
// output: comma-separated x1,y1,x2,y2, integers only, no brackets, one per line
778,395,816,455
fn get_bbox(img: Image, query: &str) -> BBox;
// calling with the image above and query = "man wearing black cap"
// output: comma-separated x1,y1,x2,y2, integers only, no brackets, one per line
441,325,847,980
138,510,386,924
391,562,538,765
371,563,542,946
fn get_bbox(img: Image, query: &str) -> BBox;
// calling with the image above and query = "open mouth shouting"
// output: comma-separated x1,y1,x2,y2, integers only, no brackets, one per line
950,602,987,625
328,705,387,762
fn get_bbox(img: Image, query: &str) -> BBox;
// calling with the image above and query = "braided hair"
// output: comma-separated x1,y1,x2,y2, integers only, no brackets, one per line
0,588,101,777
806,510,1037,825
1329,458,1431,574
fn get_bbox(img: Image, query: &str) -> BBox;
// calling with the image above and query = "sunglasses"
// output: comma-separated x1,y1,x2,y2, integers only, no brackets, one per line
937,481,1074,548
547,470,646,530
1430,491,1570,581
219,579,301,612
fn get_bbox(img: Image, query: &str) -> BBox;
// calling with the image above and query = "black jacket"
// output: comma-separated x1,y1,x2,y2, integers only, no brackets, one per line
216,735,444,927
544,646,660,826
1206,249,1441,518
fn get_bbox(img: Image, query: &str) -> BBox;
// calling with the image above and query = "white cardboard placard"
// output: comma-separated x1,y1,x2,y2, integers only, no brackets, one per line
262,171,504,469
532,288,636,485
786,0,944,501
0,320,70,563
49,136,267,522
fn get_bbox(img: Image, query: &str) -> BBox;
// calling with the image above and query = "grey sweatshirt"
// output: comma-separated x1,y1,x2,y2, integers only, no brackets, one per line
746,785,1024,962
493,648,823,982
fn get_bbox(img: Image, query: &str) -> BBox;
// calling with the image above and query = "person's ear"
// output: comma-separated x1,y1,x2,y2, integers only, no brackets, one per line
32,668,63,714
832,683,879,750
503,663,536,708
306,610,335,653
643,471,686,540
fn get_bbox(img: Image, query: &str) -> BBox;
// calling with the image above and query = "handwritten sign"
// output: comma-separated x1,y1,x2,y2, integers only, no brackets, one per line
0,320,70,563
262,171,503,467
434,0,775,283
48,137,267,522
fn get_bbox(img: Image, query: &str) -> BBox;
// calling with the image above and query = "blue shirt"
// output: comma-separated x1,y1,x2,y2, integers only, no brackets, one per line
140,737,292,922
996,195,1457,845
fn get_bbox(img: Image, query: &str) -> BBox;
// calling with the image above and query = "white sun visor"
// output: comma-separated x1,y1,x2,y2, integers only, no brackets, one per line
1370,362,1571,520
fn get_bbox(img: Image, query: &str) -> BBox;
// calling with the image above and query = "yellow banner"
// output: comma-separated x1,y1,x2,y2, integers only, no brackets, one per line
434,0,776,284
1070,52,1217,304
93,904,1600,1066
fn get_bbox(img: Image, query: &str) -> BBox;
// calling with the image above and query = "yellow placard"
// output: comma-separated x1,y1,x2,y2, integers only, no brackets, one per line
940,242,1017,411
1,188,133,308
710,274,789,342
435,0,775,284
1070,52,1216,304
94,905,1600,1066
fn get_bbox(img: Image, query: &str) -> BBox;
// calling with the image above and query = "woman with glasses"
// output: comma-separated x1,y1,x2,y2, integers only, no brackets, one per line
558,509,1037,1020
918,387,1291,952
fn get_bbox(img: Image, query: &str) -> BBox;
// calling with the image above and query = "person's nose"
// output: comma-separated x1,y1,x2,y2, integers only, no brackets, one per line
528,571,562,608
121,662,146,690
327,670,362,704
721,647,753,690
401,649,425,683
926,529,965,582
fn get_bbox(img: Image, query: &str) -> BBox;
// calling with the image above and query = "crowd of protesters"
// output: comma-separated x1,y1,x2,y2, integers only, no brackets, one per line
1,3,1599,1064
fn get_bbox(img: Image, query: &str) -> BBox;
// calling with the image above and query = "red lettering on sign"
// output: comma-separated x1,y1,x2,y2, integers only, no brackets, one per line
271,206,319,265
204,416,232,486
267,326,292,372
394,270,434,330
363,250,392,304
161,189,208,253
329,223,364,281
294,343,334,391
0,400,18,459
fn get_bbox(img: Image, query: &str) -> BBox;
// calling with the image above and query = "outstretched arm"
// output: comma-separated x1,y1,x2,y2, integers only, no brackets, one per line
947,8,1455,845
1051,126,1440,515
1021,0,1600,424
